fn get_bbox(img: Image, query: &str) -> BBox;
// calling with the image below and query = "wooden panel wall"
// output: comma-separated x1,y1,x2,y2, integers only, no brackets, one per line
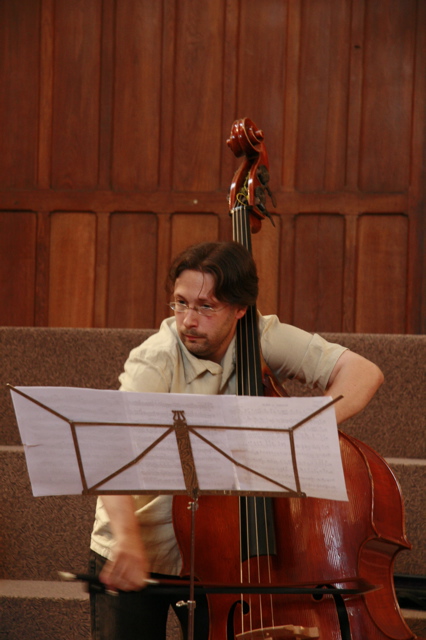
0,0,424,333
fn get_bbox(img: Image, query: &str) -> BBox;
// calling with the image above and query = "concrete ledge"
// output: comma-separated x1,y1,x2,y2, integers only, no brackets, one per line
0,580,181,640
0,579,88,599
389,461,426,576
401,610,426,638
0,580,90,640
0,448,96,580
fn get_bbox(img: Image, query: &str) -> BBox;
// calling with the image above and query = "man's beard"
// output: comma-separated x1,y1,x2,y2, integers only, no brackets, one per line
181,331,211,358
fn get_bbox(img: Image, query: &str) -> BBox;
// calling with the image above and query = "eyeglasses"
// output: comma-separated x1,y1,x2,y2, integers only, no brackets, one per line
168,301,226,317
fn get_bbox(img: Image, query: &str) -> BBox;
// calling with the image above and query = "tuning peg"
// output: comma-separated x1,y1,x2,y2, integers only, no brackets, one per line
257,165,277,209
266,185,277,208
254,192,276,227
257,165,270,186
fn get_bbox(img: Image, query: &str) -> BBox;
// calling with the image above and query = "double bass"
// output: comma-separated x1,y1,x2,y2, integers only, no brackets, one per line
173,118,417,640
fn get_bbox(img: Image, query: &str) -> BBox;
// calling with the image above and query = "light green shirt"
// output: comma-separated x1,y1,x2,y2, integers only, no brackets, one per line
90,315,346,574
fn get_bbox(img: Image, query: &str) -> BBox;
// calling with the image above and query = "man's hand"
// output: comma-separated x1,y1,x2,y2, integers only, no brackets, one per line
100,496,150,591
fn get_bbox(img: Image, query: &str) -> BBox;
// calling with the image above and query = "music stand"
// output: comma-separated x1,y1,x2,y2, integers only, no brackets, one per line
9,385,347,640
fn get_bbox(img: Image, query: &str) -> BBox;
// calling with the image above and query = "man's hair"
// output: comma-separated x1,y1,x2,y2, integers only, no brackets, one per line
167,241,258,307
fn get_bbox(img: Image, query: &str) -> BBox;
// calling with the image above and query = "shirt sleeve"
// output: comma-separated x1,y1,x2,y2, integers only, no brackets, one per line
118,319,178,393
119,357,171,393
259,314,347,391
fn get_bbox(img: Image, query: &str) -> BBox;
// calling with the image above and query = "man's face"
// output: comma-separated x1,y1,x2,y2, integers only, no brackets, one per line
172,269,246,364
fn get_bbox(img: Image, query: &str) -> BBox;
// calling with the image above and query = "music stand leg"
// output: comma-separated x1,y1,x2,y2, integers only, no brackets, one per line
176,498,198,640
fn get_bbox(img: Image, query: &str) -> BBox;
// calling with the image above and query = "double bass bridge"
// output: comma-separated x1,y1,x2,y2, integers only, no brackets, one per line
236,624,320,640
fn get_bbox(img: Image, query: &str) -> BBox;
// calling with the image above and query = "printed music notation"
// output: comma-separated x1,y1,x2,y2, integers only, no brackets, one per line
9,386,347,501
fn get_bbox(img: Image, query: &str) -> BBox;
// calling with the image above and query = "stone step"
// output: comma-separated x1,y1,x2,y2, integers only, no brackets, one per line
0,579,90,640
0,447,96,581
0,579,181,640
0,327,152,446
388,458,426,577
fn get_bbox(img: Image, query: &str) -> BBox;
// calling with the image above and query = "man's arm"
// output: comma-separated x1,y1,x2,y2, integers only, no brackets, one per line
326,350,384,424
99,495,149,591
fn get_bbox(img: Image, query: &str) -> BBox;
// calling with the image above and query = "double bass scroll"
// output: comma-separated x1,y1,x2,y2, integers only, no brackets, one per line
227,117,276,233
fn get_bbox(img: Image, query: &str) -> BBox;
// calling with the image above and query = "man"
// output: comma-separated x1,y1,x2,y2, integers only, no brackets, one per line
89,241,384,639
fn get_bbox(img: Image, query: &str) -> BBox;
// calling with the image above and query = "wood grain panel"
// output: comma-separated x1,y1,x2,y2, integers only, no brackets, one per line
38,0,54,189
355,214,408,332
0,212,37,325
341,215,358,332
50,0,102,188
97,0,115,190
251,215,281,315
359,0,416,191
93,212,110,327
297,0,351,191
322,0,351,191
108,213,158,328
172,1,225,191
170,213,220,259
345,0,365,191
0,0,40,188
48,213,96,327
293,214,345,331
0,0,423,333
236,0,287,177
112,1,163,190
278,214,296,323
34,211,51,326
282,0,302,191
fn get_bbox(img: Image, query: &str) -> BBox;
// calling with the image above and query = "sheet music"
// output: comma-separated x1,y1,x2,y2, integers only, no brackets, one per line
10,387,347,501
189,396,347,499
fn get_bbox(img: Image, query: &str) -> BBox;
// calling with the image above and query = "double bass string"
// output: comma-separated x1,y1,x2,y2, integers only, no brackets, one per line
232,204,276,636
234,204,258,635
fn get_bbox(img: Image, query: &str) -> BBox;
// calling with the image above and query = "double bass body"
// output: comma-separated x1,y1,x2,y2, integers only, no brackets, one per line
174,431,414,639
173,118,416,640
